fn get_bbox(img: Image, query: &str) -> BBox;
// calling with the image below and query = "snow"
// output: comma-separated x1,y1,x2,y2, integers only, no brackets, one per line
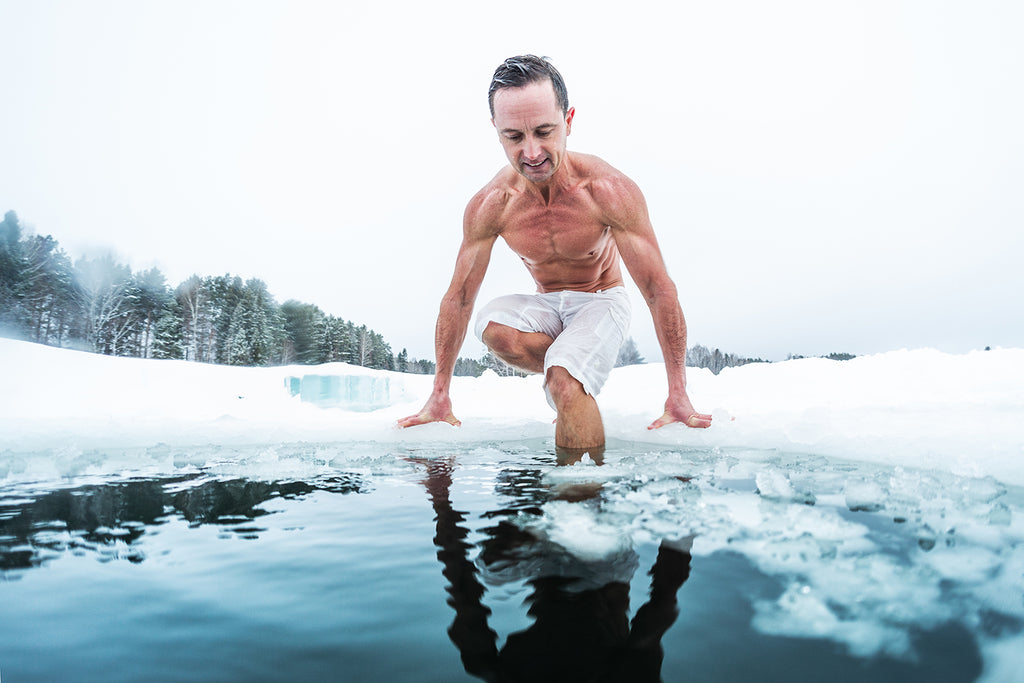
2,338,1021,486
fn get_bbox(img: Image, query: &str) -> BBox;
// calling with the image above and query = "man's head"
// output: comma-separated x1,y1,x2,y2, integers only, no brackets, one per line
489,56,575,184
488,55,569,118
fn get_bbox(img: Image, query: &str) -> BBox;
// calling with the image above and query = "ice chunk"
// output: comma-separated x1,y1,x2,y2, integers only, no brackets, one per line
753,583,913,658
755,468,816,505
286,374,391,411
845,480,887,512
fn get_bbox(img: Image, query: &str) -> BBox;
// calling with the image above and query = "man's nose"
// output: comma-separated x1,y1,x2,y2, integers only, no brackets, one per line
524,137,542,160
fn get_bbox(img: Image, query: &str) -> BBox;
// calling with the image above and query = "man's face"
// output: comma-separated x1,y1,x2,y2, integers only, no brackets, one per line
491,80,574,184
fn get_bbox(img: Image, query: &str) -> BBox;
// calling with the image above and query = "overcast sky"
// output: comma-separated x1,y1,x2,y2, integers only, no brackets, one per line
2,0,1022,362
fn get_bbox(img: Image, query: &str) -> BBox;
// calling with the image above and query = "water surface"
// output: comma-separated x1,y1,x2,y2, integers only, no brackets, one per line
2,440,1021,681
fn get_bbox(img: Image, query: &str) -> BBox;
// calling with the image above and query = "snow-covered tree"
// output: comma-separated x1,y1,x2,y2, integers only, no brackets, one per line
281,300,325,365
74,254,139,355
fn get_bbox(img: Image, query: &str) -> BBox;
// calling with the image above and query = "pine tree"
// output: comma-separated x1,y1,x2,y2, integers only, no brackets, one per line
74,254,138,355
176,275,208,362
152,299,185,359
209,275,245,364
20,234,77,346
223,279,281,366
368,330,394,370
281,300,325,365
0,210,26,334
318,315,354,364
132,268,170,358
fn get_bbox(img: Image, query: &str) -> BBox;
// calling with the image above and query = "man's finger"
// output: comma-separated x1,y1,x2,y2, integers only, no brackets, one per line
396,414,424,428
397,412,461,429
647,411,674,430
686,412,713,428
648,411,713,430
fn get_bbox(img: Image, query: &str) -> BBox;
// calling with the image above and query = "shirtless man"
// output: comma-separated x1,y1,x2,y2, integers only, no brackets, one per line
398,55,711,450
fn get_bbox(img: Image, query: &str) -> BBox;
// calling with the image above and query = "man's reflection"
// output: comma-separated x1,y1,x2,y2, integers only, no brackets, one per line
414,454,692,682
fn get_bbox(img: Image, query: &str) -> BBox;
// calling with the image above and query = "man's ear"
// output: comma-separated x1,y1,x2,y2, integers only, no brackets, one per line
565,107,576,135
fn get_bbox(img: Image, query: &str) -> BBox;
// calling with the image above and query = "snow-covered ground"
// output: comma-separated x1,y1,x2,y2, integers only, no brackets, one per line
2,338,1022,486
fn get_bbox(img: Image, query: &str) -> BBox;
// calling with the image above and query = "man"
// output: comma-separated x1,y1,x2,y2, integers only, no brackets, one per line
398,55,711,450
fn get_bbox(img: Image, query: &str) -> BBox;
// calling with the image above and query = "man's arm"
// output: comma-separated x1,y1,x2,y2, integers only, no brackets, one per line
398,191,499,428
597,174,712,430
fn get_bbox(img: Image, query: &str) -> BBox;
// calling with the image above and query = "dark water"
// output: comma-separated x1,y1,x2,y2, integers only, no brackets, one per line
1,441,1019,682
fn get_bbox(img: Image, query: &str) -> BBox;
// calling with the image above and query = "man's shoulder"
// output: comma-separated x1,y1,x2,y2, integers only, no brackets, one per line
470,167,518,206
568,151,617,175
569,153,644,209
464,168,518,232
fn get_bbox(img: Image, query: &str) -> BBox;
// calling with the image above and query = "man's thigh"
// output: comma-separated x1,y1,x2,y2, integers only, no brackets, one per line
474,294,564,341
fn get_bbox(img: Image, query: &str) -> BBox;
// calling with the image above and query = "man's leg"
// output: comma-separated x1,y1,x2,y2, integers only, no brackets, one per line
482,322,603,451
481,322,552,374
546,366,604,451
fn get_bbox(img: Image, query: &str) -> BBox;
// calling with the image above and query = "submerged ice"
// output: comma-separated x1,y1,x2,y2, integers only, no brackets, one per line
502,445,1024,676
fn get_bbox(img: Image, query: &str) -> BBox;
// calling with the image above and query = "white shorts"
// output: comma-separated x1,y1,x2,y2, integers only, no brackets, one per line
474,287,631,407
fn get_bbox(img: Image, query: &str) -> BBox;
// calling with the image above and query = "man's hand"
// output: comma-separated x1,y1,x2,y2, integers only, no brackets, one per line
648,393,712,430
397,392,462,429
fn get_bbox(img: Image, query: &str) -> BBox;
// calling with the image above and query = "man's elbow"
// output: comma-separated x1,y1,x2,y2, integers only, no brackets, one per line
441,287,476,312
641,276,678,307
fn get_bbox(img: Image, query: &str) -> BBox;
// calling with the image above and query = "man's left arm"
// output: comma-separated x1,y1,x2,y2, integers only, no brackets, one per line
598,175,712,430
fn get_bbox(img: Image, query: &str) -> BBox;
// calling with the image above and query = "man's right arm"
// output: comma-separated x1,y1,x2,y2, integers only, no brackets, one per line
397,190,500,428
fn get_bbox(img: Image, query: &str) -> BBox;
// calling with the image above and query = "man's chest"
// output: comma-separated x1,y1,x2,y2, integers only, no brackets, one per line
500,197,611,263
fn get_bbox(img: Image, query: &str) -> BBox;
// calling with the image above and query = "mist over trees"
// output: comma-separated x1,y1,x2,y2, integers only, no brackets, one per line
0,211,396,370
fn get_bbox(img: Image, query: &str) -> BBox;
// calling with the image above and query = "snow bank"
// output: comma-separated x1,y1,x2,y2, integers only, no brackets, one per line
1,338,1022,485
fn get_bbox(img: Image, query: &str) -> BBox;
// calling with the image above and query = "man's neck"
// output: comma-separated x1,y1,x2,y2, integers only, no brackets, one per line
520,152,574,205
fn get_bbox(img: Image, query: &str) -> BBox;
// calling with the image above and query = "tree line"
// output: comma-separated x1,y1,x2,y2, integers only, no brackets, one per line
0,210,400,369
686,344,768,375
2,209,815,375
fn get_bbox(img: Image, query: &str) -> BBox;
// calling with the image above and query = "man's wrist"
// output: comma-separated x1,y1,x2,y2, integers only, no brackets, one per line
665,371,687,397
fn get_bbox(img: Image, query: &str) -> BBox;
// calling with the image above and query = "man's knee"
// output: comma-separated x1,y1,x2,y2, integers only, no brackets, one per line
545,366,587,407
481,321,509,351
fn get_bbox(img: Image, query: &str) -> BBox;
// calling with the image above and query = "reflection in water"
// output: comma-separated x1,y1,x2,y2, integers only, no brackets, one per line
0,473,366,570
415,456,692,682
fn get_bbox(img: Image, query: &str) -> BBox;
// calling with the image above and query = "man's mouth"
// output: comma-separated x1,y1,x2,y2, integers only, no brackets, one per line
524,159,548,169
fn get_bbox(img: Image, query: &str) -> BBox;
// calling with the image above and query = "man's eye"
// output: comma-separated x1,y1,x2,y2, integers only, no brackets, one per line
507,134,522,142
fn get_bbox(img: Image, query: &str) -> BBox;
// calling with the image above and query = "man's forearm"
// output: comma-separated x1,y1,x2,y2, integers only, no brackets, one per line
648,289,690,396
431,293,474,395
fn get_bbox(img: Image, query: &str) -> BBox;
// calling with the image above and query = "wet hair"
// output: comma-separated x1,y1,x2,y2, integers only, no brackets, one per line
488,55,570,117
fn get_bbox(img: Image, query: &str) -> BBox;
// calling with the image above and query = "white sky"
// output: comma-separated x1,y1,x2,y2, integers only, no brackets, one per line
2,0,1022,361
